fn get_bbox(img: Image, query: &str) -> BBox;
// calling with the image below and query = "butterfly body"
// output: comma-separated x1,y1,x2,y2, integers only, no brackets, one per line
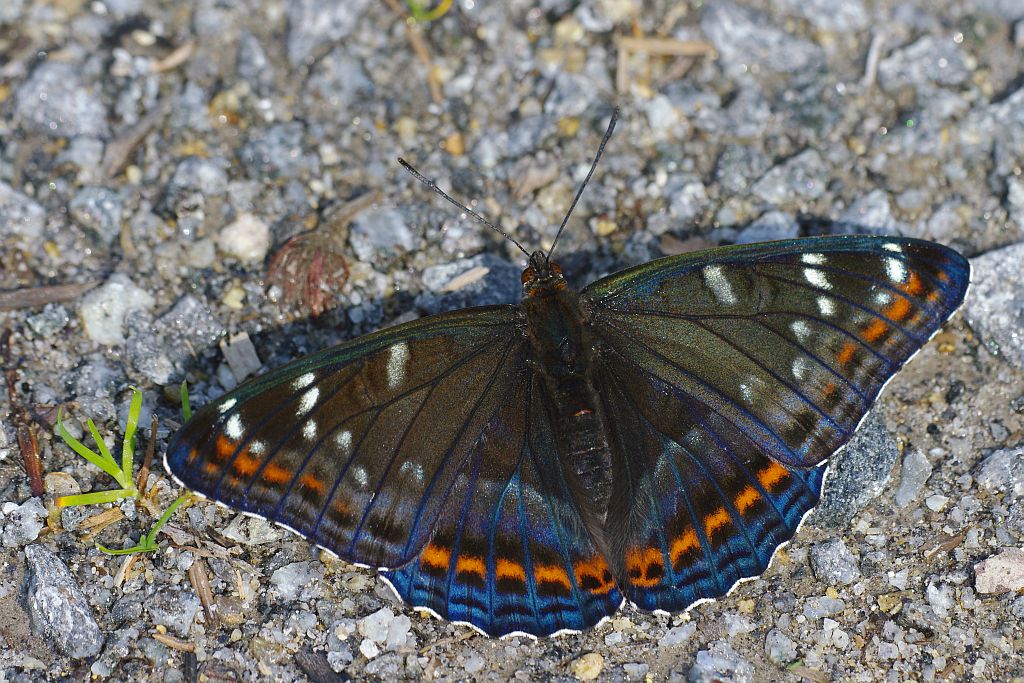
166,235,969,637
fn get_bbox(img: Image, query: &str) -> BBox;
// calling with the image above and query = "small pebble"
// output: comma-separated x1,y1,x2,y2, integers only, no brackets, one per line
974,548,1024,594
570,652,604,681
78,274,156,346
218,213,271,263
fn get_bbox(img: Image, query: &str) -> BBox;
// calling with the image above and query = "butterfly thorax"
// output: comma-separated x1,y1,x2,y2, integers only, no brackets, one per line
522,257,614,520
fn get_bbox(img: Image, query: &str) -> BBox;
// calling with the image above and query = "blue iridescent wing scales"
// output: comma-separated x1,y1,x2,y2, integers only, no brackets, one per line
385,366,622,637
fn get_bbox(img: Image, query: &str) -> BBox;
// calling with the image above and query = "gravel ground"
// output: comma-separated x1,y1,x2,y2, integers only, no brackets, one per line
2,1,1024,681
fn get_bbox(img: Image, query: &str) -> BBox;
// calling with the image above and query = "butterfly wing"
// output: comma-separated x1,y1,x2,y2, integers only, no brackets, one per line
580,236,969,610
383,365,622,637
166,306,527,570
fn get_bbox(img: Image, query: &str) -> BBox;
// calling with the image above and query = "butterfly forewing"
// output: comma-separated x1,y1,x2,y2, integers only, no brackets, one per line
582,236,970,468
166,306,523,569
582,235,969,609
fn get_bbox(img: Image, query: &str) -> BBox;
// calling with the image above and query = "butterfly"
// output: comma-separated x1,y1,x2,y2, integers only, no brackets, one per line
165,110,970,638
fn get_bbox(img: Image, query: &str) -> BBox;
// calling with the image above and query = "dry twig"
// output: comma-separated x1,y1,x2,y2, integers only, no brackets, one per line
383,0,443,103
0,281,99,311
3,330,45,497
135,415,159,496
615,36,715,94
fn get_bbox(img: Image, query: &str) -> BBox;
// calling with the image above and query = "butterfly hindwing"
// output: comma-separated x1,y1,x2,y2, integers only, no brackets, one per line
165,307,523,570
593,350,826,610
384,367,622,637
582,236,968,608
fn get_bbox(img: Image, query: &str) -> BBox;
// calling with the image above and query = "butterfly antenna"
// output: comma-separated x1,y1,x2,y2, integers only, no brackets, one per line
547,107,619,261
397,158,531,258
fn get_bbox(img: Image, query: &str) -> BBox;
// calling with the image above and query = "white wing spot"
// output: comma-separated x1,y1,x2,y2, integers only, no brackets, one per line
801,253,826,265
885,256,907,283
387,342,410,390
293,372,316,390
352,466,369,489
297,387,319,416
804,268,831,290
303,420,318,441
702,265,737,305
873,290,890,306
790,320,812,342
249,440,266,455
336,430,353,452
400,460,425,483
218,398,237,414
225,414,244,440
883,242,903,253
739,381,755,404
792,356,811,381
817,296,836,316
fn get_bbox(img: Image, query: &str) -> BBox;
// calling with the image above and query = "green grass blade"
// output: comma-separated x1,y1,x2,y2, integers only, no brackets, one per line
57,488,135,508
97,541,158,555
180,381,192,421
121,389,143,482
56,408,123,480
145,495,189,544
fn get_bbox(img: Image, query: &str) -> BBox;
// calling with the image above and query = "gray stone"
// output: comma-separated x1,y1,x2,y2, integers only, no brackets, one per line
218,213,271,263
976,446,1024,497
716,144,772,196
894,449,932,508
751,150,828,206
24,544,104,658
78,274,156,346
688,641,754,683
69,186,124,247
308,49,373,109
1,498,47,547
667,177,709,224
964,243,1024,371
833,190,906,236
545,71,602,119
270,561,325,602
735,211,799,244
126,295,226,384
147,589,201,637
287,0,373,66
0,181,46,241
169,156,230,196
878,36,971,93
350,207,418,263
812,411,899,527
26,305,71,338
0,0,25,24
15,61,109,138
240,121,320,180
765,628,798,664
810,539,861,586
659,622,696,647
90,626,140,678
803,595,846,619
701,1,823,77
776,0,869,32
974,548,1024,594
416,253,522,315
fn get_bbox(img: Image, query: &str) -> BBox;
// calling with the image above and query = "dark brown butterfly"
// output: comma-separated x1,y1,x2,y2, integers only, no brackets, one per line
166,110,970,637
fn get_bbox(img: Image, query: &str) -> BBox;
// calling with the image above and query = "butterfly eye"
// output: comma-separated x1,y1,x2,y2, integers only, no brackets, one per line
550,262,563,275
521,266,536,284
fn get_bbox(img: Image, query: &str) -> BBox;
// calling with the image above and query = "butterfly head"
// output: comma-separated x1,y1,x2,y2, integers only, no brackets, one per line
522,250,566,295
